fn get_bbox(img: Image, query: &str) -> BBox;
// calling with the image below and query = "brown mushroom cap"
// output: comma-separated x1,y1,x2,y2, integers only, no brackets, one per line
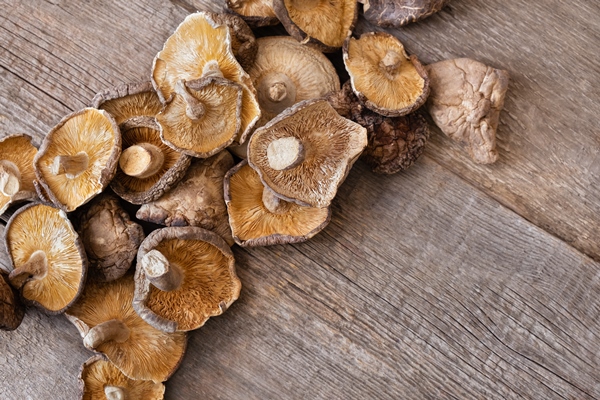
1,271,25,331
91,81,163,125
362,0,451,27
34,108,121,212
226,0,279,27
133,227,240,333
212,12,259,70
343,32,430,117
5,203,87,313
66,274,187,383
0,134,38,215
272,0,358,52
79,355,165,400
225,161,331,246
248,99,367,208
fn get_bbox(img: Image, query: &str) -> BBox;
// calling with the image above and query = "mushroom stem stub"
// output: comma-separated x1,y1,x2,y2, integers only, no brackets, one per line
8,250,48,289
175,80,206,122
0,160,21,197
266,137,305,170
268,82,288,103
119,143,165,179
141,249,183,292
51,152,89,178
202,60,225,79
262,187,290,214
83,319,130,349
104,386,128,400
379,50,403,76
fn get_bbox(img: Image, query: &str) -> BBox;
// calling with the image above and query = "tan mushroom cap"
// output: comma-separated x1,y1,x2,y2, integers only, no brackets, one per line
66,274,187,383
248,36,340,128
344,32,430,117
5,203,87,313
1,271,25,331
227,0,279,27
34,108,121,212
212,12,259,70
79,355,165,400
225,161,331,246
133,226,240,333
0,134,38,215
91,81,163,125
152,12,261,144
248,99,367,208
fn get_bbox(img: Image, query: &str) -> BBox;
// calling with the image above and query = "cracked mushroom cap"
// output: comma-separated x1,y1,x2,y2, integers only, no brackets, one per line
248,99,367,208
225,160,331,246
91,81,163,126
362,0,451,27
4,203,87,313
79,355,165,400
66,273,187,383
1,271,25,331
0,134,38,215
152,11,261,145
226,0,279,27
272,0,358,53
248,36,340,129
343,32,430,117
34,108,121,212
133,226,240,333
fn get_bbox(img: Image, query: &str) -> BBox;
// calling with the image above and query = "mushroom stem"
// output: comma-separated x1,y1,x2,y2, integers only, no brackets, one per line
104,386,128,400
379,50,403,76
83,319,130,350
141,249,183,292
119,143,165,179
266,137,305,170
51,152,89,178
8,250,48,289
267,82,288,103
202,60,224,79
262,187,291,214
175,80,206,121
0,160,21,197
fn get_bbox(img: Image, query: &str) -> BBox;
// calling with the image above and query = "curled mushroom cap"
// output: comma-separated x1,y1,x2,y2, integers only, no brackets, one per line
227,0,279,27
0,134,38,215
133,226,240,333
212,12,259,70
5,203,87,313
66,274,187,383
363,0,450,27
34,108,121,212
248,99,367,208
343,32,429,117
91,81,163,126
1,271,25,331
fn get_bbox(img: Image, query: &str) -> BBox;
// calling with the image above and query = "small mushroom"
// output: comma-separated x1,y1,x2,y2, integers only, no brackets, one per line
4,203,87,313
226,0,279,27
426,58,509,164
91,81,163,126
1,271,25,331
225,160,331,246
213,12,259,70
34,108,121,212
362,0,451,27
272,0,358,53
0,134,38,215
133,227,241,332
248,99,368,208
66,274,187,383
343,32,429,117
79,355,165,400
136,151,235,246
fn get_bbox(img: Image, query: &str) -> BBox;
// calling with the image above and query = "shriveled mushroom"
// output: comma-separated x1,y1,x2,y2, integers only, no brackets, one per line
225,161,331,246
272,0,358,53
77,193,145,282
248,99,367,208
226,0,279,27
1,271,25,331
136,151,235,246
344,32,429,117
66,274,187,383
79,355,165,400
362,0,450,27
133,226,241,332
34,108,121,212
91,81,163,125
213,12,259,70
426,58,509,164
5,203,87,313
0,134,38,215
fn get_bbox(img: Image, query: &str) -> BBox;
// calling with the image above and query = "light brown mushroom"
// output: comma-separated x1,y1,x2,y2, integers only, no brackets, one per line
1,270,25,331
0,134,38,215
213,12,259,70
226,0,279,27
362,0,451,27
91,81,163,126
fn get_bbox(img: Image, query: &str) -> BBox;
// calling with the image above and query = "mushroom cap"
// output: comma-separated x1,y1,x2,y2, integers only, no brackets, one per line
272,0,358,52
4,203,87,313
91,81,163,125
248,36,340,128
151,11,261,145
212,12,259,70
79,355,165,400
1,271,25,331
66,274,187,383
343,32,430,117
248,99,367,208
363,0,451,27
0,134,38,215
133,226,241,333
225,160,331,246
226,0,279,27
34,108,122,212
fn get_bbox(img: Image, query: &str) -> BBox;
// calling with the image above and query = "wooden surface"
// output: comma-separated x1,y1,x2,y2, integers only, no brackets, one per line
1,0,599,399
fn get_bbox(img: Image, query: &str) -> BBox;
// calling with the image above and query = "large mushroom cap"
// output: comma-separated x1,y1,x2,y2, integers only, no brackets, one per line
343,32,429,117
91,81,163,125
5,203,87,313
133,226,241,332
226,0,279,27
34,108,121,212
1,271,25,331
363,0,451,27
0,134,38,215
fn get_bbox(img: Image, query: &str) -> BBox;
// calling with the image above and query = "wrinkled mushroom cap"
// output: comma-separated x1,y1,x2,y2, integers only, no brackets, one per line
5,203,87,313
0,134,38,215
212,12,259,70
363,0,451,27
91,81,163,125
344,32,429,117
1,271,25,331
226,0,279,27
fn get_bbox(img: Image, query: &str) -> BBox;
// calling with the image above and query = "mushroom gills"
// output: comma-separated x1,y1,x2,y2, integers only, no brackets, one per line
8,250,48,289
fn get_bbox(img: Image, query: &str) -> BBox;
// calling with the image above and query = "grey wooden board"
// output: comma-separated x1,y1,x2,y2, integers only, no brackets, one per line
1,0,600,399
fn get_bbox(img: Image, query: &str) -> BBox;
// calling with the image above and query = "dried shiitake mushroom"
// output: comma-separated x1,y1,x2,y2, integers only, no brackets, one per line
362,0,450,27
225,161,331,246
34,108,121,212
343,32,429,117
1,271,25,331
426,58,510,164
226,0,279,27
248,99,367,208
133,227,240,332
136,151,235,246
5,203,87,313
0,134,38,215
91,81,163,125
272,0,358,53
66,274,187,383
213,12,259,70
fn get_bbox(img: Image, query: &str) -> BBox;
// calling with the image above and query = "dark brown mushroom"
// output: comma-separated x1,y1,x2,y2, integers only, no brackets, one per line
213,12,259,70
1,271,25,331
0,134,38,215
362,0,451,27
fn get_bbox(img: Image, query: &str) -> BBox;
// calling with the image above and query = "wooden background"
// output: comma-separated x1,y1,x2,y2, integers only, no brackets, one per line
1,0,600,398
